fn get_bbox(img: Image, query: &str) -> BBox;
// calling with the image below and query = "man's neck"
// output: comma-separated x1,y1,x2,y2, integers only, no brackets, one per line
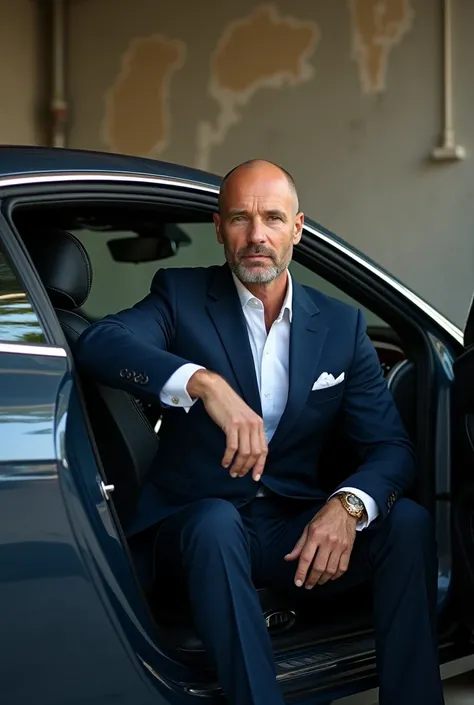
243,270,289,330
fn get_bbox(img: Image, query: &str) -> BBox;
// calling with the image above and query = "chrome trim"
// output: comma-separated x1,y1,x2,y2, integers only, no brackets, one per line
0,170,216,193
1,171,463,345
0,342,67,357
264,609,297,632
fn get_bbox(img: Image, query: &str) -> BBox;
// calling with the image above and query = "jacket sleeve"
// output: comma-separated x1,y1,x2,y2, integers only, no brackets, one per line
335,309,417,519
75,268,195,404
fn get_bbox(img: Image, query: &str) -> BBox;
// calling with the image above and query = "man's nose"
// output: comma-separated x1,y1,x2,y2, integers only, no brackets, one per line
247,219,267,243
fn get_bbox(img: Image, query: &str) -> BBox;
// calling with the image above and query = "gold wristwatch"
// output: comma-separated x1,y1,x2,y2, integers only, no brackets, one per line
337,492,366,520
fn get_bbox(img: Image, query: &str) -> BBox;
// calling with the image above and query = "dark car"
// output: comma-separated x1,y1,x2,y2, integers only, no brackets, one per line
1,145,474,705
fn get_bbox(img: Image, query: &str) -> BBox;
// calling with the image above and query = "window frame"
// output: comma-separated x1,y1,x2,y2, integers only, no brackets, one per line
0,208,54,347
2,177,463,355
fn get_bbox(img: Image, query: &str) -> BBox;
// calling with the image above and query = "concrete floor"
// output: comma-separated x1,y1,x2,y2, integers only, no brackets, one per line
338,656,474,704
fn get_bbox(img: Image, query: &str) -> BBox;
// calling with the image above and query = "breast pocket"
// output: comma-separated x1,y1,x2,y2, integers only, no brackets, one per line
307,383,344,406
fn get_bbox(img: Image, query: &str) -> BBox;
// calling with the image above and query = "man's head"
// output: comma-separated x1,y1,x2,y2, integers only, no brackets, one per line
213,160,304,285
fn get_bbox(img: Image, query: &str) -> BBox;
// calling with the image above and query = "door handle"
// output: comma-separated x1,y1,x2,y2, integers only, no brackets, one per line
100,480,115,501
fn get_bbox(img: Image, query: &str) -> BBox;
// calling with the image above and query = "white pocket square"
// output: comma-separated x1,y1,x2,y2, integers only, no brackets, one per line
312,372,345,391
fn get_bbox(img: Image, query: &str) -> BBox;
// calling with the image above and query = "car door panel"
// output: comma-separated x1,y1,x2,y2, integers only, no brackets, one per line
0,223,173,704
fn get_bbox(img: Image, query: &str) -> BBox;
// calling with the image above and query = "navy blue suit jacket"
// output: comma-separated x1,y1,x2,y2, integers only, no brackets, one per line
76,264,416,536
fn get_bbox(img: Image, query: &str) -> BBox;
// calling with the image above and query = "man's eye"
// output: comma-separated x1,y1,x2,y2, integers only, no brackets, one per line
269,215,282,221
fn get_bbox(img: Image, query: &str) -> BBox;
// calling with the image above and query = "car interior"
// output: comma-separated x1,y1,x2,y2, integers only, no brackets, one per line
12,199,425,678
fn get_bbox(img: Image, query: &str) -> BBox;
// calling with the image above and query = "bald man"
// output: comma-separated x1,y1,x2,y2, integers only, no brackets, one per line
76,160,444,705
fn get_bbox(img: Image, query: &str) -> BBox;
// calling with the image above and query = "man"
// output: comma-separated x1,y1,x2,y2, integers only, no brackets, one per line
76,160,444,705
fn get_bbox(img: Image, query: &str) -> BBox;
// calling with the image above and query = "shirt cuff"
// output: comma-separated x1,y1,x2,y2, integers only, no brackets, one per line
160,363,205,413
329,487,380,531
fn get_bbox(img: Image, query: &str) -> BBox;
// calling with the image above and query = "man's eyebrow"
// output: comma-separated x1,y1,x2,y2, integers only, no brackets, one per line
266,209,287,219
227,209,248,217
226,208,287,219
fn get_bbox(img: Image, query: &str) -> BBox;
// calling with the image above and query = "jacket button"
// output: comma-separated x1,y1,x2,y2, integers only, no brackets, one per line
126,371,133,380
120,368,128,378
142,375,149,384
133,374,142,383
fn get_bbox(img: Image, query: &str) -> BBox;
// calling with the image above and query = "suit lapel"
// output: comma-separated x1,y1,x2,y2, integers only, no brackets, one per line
269,280,328,452
206,265,262,415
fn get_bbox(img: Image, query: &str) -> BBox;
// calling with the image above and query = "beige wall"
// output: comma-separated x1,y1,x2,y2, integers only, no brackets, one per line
0,0,41,145
2,0,474,328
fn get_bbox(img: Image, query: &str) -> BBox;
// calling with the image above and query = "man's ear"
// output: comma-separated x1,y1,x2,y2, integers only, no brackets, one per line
213,213,224,244
293,212,304,245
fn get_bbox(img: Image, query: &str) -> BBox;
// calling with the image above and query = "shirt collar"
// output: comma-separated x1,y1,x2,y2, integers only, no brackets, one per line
231,270,293,323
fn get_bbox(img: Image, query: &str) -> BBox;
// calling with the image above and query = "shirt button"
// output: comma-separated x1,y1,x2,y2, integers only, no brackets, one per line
171,396,180,404
264,392,271,398
250,299,260,308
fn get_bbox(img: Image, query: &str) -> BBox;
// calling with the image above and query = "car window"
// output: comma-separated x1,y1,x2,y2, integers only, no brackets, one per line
72,223,224,318
0,246,46,343
72,221,384,326
289,261,386,327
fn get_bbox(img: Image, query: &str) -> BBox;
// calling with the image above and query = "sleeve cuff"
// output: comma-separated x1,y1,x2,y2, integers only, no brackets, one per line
160,363,205,413
329,487,380,531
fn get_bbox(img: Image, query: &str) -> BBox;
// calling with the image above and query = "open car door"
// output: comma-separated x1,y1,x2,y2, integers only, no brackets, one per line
452,297,474,634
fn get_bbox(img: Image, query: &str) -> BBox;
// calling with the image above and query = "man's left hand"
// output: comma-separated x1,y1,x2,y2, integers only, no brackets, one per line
284,498,358,588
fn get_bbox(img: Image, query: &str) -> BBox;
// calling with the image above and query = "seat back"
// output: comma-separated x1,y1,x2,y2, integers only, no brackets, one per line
22,228,160,523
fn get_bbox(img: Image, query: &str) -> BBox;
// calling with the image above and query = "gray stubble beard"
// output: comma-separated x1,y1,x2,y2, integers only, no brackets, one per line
226,243,293,285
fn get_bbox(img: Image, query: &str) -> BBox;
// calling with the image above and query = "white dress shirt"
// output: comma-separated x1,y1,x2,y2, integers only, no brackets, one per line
160,271,379,530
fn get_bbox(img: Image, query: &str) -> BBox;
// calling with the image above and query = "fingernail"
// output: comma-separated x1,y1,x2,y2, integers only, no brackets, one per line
230,472,238,478
305,584,313,590
295,579,303,587
254,474,261,482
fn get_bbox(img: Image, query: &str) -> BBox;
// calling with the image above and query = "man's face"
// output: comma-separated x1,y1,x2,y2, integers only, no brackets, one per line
213,165,304,285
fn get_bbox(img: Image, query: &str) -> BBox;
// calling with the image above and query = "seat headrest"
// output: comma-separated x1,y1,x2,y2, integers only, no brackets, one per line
22,229,92,310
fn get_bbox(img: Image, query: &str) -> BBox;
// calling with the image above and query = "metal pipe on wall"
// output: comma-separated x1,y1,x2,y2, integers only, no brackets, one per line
431,0,465,161
51,0,67,148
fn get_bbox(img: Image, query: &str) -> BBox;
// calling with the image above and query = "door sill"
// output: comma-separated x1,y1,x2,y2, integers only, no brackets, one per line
183,633,377,699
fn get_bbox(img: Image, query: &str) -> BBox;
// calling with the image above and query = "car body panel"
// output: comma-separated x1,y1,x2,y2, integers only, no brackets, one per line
0,346,170,704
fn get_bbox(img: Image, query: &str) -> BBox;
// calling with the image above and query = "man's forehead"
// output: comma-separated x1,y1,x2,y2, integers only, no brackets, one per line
222,177,294,207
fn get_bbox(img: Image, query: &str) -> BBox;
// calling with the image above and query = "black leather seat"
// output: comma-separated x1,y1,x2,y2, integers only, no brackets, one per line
22,229,160,524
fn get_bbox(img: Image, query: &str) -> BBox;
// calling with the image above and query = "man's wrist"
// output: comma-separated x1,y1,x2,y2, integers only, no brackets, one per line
186,369,219,401
328,493,366,523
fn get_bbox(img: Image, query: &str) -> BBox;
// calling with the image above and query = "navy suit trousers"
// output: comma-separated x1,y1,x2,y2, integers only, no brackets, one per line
150,495,444,705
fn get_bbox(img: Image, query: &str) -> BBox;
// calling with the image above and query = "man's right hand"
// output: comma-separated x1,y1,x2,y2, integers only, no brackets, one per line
187,369,267,481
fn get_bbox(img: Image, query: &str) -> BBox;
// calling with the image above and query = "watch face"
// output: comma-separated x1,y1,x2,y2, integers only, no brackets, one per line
347,494,364,510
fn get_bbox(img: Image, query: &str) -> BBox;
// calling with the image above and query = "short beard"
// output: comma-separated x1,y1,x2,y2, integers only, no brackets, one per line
226,243,292,284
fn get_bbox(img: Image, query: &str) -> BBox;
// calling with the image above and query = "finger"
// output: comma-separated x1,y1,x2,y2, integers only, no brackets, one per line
304,546,331,589
222,426,238,468
229,427,250,477
331,549,351,581
252,424,267,481
294,538,318,587
239,423,261,478
284,526,308,561
317,549,341,585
